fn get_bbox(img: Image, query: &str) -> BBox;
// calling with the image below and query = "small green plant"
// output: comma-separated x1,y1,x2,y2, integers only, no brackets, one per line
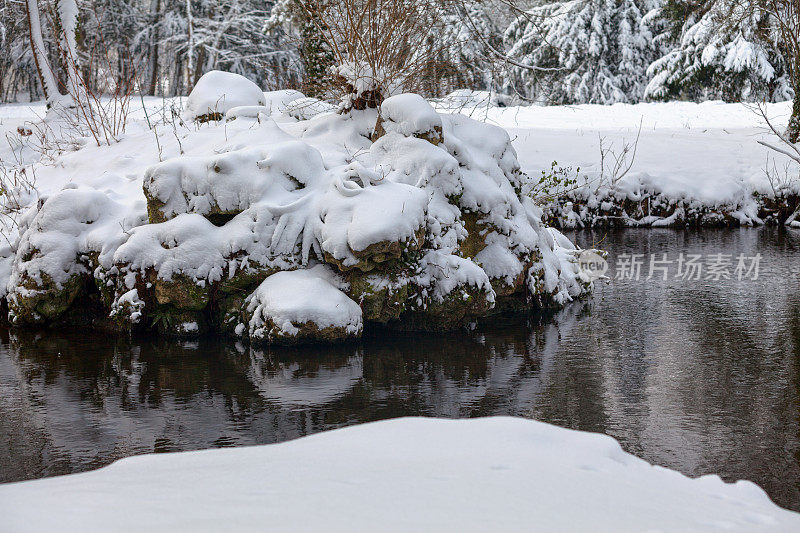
529,161,579,204
150,307,175,331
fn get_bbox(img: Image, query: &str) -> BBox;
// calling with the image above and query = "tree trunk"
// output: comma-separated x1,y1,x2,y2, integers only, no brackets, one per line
54,0,83,99
25,0,61,102
147,0,161,95
789,83,800,144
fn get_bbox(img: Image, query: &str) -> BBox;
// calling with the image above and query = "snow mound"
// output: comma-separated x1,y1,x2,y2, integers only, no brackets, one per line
379,93,443,139
283,97,336,120
262,89,304,114
2,85,594,342
245,265,362,343
0,417,797,533
183,71,266,121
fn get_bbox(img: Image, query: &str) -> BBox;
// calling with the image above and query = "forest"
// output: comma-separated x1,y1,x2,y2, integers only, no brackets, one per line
1,1,798,137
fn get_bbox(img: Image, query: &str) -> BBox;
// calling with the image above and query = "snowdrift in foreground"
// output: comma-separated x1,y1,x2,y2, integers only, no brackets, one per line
0,417,797,533
0,73,592,343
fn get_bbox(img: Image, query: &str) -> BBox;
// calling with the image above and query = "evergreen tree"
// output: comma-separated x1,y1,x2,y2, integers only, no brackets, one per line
268,0,334,97
503,0,661,104
644,0,791,102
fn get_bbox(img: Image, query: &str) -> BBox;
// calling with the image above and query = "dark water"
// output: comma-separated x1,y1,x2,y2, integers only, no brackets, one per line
1,228,799,511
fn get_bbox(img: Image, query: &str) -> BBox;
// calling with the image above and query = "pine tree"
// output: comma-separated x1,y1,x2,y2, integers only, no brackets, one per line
644,0,791,102
503,0,661,104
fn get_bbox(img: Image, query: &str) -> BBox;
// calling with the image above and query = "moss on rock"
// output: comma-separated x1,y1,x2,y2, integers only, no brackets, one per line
347,272,409,323
214,293,247,336
250,318,358,345
153,274,210,311
459,211,492,259
325,227,425,273
399,282,494,332
151,307,207,337
9,272,87,325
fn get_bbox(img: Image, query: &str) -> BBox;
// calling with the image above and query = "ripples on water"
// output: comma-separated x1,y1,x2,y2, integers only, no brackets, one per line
0,228,798,511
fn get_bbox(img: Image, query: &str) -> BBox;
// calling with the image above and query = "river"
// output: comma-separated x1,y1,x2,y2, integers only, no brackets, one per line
1,228,798,511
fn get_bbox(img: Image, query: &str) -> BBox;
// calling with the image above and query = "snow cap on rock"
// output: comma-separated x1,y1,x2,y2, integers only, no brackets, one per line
379,93,442,137
184,71,266,121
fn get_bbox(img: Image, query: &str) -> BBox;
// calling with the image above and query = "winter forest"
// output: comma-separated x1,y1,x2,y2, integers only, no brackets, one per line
2,2,799,121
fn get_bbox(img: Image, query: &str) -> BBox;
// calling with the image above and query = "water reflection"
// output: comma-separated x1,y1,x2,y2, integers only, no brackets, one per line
1,228,799,511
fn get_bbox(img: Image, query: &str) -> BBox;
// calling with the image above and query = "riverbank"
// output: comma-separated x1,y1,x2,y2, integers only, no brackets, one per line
1,416,798,532
451,99,798,228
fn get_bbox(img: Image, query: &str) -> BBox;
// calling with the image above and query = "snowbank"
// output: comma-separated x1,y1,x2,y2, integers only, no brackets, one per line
0,417,797,533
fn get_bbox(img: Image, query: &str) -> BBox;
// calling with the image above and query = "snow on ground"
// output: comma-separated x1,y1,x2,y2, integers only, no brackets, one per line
439,100,797,222
0,417,797,533
3,98,792,207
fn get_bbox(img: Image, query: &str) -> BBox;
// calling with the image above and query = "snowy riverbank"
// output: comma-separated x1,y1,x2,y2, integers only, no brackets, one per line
0,416,798,532
466,99,799,227
3,97,796,229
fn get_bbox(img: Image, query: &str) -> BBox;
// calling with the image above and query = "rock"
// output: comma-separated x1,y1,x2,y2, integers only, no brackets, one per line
183,71,266,123
152,273,209,311
217,262,283,296
398,252,495,331
244,266,363,344
324,226,425,273
401,281,495,331
8,271,86,325
346,272,409,323
459,211,493,259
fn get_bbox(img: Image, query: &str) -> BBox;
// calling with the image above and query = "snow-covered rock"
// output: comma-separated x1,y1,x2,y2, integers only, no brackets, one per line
183,71,266,122
376,93,443,144
0,417,797,533
244,265,362,343
1,82,594,343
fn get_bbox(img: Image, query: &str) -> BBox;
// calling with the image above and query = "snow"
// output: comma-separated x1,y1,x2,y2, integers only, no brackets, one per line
262,89,304,114
183,71,266,120
479,100,797,209
379,93,442,137
434,89,513,110
282,97,336,120
0,416,797,532
245,265,362,341
1,87,792,334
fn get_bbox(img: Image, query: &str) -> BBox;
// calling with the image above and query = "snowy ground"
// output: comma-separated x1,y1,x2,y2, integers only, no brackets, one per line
456,100,793,204
0,417,798,532
2,98,793,207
